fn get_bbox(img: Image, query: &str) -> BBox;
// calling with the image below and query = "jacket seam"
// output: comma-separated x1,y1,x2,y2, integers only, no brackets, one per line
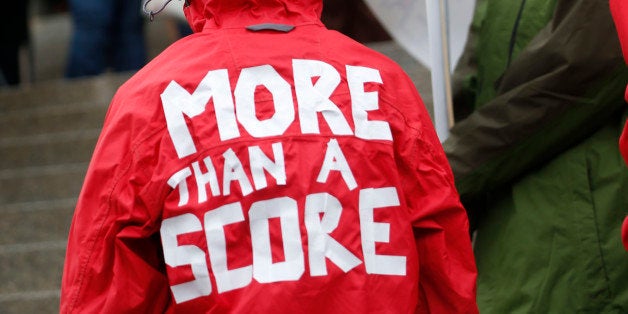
507,0,528,67
67,126,166,312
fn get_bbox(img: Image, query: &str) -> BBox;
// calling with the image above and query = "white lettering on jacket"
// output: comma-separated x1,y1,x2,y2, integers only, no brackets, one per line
161,187,404,304
168,142,288,205
160,59,404,305
161,59,392,159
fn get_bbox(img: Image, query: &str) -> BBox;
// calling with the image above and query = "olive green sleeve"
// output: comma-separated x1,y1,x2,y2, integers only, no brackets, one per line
444,0,628,200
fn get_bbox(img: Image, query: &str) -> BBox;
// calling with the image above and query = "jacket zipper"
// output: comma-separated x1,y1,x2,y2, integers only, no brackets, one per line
507,0,528,67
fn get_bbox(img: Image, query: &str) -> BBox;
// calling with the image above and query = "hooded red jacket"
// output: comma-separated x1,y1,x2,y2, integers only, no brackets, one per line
60,0,478,313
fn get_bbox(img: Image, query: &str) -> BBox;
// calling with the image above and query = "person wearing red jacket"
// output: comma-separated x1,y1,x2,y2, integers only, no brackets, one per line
59,0,478,313
610,0,628,252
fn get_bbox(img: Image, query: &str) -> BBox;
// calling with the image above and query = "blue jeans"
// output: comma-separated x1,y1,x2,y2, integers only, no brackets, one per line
66,0,146,78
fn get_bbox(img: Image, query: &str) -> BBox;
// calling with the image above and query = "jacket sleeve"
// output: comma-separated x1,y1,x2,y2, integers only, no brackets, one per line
611,0,628,64
610,0,628,253
391,73,478,314
610,0,628,166
60,94,170,313
444,0,628,200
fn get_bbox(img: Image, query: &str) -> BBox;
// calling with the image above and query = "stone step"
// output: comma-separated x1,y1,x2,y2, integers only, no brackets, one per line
0,102,107,137
0,11,175,314
0,244,64,313
0,290,60,314
0,129,99,170
0,73,128,111
0,242,66,294
0,163,88,204
0,199,75,246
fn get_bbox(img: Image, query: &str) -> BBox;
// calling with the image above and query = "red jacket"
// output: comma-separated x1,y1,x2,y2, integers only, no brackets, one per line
60,0,478,312
610,0,628,252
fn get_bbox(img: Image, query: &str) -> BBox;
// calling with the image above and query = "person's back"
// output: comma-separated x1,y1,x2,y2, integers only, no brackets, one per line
60,1,478,313
445,0,628,312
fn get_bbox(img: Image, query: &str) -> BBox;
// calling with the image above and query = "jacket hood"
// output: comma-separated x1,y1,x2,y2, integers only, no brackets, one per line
183,0,323,33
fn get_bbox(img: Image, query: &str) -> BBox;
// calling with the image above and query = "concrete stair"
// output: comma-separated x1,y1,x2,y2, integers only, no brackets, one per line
0,74,130,313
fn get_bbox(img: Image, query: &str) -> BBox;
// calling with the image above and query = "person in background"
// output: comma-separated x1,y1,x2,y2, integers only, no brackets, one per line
60,0,478,312
0,2,29,86
65,0,146,78
610,0,628,252
321,0,390,43
445,0,628,312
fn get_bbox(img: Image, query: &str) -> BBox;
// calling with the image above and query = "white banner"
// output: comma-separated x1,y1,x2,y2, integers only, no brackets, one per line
363,0,475,70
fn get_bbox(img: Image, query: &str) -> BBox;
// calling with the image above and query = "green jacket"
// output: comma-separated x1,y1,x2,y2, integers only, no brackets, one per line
444,0,628,312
